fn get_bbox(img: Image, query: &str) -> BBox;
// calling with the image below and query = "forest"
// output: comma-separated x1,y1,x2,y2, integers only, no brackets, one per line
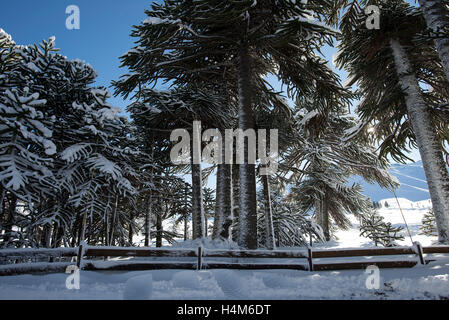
0,0,448,252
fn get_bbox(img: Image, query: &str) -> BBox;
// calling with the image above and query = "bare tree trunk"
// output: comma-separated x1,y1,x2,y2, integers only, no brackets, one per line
156,210,163,248
391,38,449,243
231,164,240,242
108,194,119,246
237,43,258,249
213,139,233,240
4,194,17,245
53,224,63,248
184,215,188,241
190,135,205,239
128,211,134,245
42,225,52,248
262,173,275,249
145,134,155,247
419,0,449,81
144,193,153,247
321,192,330,241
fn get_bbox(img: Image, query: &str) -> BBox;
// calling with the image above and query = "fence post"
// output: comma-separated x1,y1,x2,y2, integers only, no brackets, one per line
76,244,84,269
307,246,314,272
414,241,425,265
197,247,202,271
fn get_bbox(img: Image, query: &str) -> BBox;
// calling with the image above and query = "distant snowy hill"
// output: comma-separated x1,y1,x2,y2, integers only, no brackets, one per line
378,197,432,210
353,161,430,202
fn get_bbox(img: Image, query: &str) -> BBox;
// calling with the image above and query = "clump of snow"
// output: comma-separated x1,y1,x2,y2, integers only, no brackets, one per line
123,274,153,300
143,17,181,25
43,140,57,155
172,271,201,289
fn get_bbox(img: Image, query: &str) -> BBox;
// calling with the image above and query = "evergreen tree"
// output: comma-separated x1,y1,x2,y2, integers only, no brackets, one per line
257,186,325,248
336,0,449,243
203,187,215,237
286,95,397,241
0,36,141,248
419,0,449,81
359,209,404,247
127,86,231,240
115,0,345,249
420,208,438,237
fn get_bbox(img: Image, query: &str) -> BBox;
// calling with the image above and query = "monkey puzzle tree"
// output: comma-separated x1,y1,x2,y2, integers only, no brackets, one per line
287,96,396,241
419,0,449,81
336,0,449,243
115,0,345,248
127,86,231,240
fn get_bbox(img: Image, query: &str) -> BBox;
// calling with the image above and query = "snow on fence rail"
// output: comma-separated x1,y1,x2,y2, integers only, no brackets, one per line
1,243,449,276
0,248,78,276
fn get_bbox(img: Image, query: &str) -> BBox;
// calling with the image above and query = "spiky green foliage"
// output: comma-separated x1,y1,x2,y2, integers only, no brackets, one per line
335,0,449,163
359,209,405,246
115,0,350,249
0,37,142,248
285,94,397,240
420,209,438,237
257,187,325,247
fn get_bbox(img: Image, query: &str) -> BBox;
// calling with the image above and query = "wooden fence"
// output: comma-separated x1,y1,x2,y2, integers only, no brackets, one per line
1,243,449,276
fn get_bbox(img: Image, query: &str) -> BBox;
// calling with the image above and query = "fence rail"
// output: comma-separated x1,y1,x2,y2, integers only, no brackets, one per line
1,243,449,276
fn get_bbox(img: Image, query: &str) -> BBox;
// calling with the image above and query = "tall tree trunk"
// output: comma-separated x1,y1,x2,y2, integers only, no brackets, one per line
391,39,449,243
190,134,205,239
144,193,153,246
231,164,240,242
204,214,208,237
262,174,275,249
237,43,258,249
315,197,322,226
53,225,64,248
156,211,163,248
5,194,17,245
419,0,449,81
321,192,330,241
213,139,233,240
184,215,188,241
128,211,134,245
72,212,80,247
108,194,119,246
183,185,189,241
145,134,155,247
42,225,52,248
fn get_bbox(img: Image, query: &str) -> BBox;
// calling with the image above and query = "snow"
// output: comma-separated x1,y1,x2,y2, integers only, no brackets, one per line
1,260,449,299
123,274,153,300
143,17,181,25
316,198,435,249
43,139,57,155
172,271,201,289
1,199,448,299
298,110,318,127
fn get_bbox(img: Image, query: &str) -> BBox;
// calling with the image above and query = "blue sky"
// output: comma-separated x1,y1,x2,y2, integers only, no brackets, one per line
0,0,153,111
0,0,421,163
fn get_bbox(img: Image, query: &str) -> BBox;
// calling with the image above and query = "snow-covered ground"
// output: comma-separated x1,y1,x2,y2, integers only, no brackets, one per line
319,197,437,249
1,198,448,300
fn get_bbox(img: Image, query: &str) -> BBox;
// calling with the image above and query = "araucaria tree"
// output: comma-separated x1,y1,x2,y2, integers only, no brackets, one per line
336,0,449,243
0,33,141,248
418,0,449,81
115,0,345,248
286,96,397,241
